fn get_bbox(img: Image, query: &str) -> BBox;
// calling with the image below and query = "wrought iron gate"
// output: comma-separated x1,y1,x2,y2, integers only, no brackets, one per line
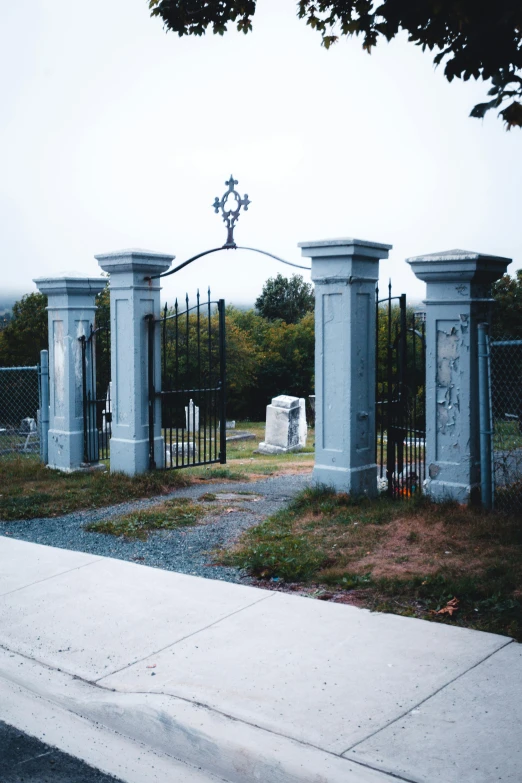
148,290,226,470
79,317,111,464
376,283,426,497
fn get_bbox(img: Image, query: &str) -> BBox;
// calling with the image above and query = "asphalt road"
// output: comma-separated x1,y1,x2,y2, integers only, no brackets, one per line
0,719,123,783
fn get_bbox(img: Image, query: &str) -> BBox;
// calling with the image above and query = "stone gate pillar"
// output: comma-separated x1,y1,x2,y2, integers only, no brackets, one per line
95,249,174,476
300,238,392,495
33,277,107,472
408,249,510,502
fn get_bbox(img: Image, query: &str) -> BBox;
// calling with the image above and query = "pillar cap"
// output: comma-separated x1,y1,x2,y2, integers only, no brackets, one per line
407,248,511,283
299,237,392,260
33,277,107,296
95,248,174,276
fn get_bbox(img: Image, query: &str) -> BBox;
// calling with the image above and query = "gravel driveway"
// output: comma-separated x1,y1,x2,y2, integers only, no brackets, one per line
0,474,311,583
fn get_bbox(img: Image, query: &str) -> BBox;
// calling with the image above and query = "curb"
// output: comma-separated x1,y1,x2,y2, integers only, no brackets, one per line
0,649,395,783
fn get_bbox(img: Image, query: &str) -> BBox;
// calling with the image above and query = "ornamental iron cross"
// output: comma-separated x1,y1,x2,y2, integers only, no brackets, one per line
213,175,250,248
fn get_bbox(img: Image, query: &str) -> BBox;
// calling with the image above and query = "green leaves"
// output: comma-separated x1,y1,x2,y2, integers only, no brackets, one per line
492,270,522,338
224,306,315,420
255,273,314,324
227,516,327,581
0,293,48,367
500,100,522,129
85,498,203,540
149,0,522,128
470,99,502,119
148,0,257,38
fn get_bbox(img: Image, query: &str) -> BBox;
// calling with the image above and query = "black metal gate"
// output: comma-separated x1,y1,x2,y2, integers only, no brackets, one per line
376,283,426,497
148,290,226,470
80,317,111,464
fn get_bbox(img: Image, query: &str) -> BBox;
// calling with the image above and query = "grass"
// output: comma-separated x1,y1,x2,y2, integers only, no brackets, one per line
0,456,192,521
0,423,314,520
198,492,217,502
217,485,522,640
223,421,315,477
191,466,249,481
494,419,522,450
86,498,204,540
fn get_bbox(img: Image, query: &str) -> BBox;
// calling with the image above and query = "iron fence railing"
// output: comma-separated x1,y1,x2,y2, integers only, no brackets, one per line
79,319,111,465
375,283,426,498
148,291,226,471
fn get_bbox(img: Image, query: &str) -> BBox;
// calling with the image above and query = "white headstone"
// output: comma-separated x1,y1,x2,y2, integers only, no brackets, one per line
258,395,302,455
166,442,197,462
19,417,37,433
102,382,112,430
185,399,200,433
298,398,307,448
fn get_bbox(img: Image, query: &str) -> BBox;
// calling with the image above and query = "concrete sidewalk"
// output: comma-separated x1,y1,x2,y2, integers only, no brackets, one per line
0,537,520,783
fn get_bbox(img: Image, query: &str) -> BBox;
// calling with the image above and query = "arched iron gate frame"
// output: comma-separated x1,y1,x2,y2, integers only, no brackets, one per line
146,292,227,471
143,177,311,286
375,283,426,498
79,321,111,464
141,175,309,473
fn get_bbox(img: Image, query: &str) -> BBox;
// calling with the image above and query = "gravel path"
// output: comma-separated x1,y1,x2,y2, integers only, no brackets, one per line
0,474,311,583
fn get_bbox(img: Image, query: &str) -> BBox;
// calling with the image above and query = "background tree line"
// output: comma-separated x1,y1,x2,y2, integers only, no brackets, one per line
1,272,521,420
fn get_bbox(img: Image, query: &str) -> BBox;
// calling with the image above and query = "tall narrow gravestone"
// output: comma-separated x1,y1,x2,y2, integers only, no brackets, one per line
258,395,303,454
185,399,200,433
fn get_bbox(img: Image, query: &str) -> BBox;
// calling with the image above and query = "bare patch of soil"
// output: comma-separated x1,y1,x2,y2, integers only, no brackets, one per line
222,488,522,639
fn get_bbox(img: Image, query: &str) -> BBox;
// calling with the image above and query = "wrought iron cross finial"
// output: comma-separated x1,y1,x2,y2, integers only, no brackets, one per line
213,175,250,248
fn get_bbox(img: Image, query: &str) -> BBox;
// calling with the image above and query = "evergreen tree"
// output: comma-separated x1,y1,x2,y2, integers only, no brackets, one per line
255,274,314,325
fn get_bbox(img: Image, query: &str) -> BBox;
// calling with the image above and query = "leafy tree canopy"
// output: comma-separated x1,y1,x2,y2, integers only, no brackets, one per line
255,274,314,324
226,307,315,419
0,287,111,370
149,0,522,128
0,293,48,367
492,270,522,338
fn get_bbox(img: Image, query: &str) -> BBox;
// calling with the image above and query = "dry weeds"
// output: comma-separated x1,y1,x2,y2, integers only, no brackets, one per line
219,488,522,640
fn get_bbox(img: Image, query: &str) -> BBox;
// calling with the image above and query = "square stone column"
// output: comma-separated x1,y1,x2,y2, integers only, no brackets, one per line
407,249,511,502
95,249,174,476
300,238,392,495
33,277,107,472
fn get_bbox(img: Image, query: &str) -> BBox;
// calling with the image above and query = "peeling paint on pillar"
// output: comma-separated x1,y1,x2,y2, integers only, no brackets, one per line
408,249,511,503
33,277,107,472
436,324,461,447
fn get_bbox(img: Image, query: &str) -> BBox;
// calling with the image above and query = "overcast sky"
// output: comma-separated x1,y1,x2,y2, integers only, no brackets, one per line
1,0,521,306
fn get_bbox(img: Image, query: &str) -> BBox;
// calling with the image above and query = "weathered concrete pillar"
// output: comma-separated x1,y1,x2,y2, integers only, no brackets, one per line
95,249,173,476
33,277,107,472
408,249,510,502
300,238,392,495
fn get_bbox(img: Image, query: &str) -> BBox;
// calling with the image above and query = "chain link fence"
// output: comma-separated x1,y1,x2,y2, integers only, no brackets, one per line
490,338,522,512
0,366,41,457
